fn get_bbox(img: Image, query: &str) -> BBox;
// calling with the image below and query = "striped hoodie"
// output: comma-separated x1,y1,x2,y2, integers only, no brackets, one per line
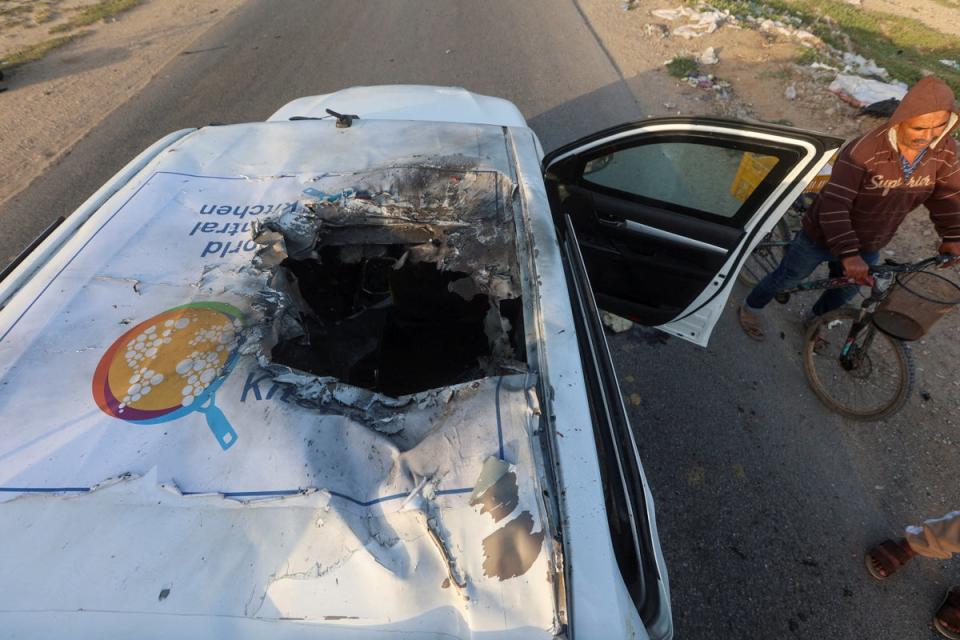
802,76,960,257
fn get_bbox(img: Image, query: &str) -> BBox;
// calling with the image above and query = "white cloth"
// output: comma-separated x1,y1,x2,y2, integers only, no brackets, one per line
905,510,960,560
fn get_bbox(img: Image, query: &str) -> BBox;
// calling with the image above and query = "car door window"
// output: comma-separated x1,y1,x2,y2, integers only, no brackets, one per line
582,143,780,219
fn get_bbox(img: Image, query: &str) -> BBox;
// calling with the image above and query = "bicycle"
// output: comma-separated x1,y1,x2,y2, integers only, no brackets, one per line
774,255,955,421
738,194,812,287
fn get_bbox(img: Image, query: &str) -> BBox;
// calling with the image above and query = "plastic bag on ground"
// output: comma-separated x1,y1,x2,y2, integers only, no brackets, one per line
829,74,907,108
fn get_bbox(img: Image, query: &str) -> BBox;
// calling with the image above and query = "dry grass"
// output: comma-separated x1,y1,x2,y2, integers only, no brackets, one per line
0,30,92,71
0,0,143,72
49,0,142,34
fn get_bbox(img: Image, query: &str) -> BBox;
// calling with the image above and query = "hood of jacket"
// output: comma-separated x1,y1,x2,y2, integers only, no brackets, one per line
886,76,960,150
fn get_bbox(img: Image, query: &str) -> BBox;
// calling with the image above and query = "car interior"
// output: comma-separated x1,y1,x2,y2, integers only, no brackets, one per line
273,245,526,396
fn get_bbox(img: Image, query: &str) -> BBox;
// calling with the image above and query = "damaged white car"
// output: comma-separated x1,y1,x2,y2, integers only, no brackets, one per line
0,86,840,639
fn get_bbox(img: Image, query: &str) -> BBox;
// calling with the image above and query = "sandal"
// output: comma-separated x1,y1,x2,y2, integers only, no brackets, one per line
738,306,765,341
935,586,960,640
864,538,915,580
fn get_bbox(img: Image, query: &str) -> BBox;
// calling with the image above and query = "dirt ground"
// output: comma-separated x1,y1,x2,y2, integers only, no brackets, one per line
580,0,871,135
0,0,244,209
853,0,960,38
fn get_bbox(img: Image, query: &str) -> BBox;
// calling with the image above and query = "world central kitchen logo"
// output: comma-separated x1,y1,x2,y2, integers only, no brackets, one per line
92,302,246,451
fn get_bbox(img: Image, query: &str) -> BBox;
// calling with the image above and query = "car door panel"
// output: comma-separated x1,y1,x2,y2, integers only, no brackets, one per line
566,184,744,324
544,118,843,345
586,187,745,249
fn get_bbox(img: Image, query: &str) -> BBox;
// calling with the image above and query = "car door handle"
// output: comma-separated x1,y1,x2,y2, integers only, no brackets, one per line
600,217,729,255
597,216,625,228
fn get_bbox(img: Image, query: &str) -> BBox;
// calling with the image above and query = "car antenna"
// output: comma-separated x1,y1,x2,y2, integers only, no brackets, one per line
325,108,359,128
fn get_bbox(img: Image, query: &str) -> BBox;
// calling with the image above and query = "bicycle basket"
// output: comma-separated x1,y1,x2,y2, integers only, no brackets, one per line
873,270,960,341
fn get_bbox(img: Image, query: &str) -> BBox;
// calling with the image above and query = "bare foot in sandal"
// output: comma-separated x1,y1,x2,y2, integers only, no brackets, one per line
935,586,960,640
864,538,915,580
738,305,765,341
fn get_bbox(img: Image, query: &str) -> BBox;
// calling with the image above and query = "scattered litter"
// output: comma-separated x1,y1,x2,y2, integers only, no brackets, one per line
643,23,669,38
941,59,960,71
620,0,639,10
784,85,797,101
681,72,731,95
841,52,889,80
829,74,907,108
809,62,839,72
921,390,932,401
698,47,718,65
651,6,733,39
650,7,697,21
857,98,900,118
753,17,821,46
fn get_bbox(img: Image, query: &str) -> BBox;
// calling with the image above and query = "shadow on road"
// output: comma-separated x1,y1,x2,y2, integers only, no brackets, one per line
2,45,131,91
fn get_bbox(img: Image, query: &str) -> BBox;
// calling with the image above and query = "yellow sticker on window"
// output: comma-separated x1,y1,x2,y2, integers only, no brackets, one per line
730,152,779,202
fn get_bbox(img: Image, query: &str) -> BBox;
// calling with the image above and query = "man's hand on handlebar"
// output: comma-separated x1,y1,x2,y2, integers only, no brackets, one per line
937,241,960,267
841,254,872,283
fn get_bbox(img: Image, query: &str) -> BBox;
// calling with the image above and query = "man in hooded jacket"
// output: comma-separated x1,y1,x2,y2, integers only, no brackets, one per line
739,76,960,339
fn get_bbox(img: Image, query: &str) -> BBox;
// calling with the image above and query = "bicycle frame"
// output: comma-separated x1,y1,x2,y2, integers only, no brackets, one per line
825,273,895,366
779,256,948,366
777,256,948,299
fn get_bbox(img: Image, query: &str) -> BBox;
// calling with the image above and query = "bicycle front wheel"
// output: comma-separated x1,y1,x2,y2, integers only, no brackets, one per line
802,308,913,421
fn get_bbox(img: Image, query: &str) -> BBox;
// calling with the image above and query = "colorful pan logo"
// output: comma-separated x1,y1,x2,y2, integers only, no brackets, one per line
92,302,246,450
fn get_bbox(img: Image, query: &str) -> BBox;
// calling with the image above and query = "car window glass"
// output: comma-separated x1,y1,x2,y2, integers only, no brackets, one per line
581,143,779,219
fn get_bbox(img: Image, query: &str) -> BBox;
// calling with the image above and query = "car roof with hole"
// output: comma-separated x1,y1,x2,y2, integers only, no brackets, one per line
0,119,565,636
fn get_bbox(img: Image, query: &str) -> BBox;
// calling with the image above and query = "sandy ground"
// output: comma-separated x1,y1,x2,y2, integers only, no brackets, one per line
856,0,960,38
0,0,245,209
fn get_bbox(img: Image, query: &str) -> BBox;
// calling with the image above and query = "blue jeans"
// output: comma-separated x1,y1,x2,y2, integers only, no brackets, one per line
745,230,880,317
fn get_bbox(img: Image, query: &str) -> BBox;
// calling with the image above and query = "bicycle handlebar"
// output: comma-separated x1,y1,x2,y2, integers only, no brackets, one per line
868,255,953,275
775,255,955,298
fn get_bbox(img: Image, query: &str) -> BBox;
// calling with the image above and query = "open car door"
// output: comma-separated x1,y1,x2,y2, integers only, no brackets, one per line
543,117,842,346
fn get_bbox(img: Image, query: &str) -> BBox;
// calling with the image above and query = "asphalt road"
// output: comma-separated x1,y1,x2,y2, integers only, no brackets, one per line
1,1,953,638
